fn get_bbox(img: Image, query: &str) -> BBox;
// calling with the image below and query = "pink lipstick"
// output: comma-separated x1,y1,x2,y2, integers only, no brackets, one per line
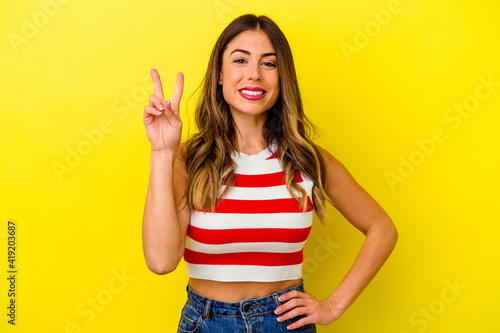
239,87,267,100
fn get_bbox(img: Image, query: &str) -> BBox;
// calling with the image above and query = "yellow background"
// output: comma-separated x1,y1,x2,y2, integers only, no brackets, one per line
1,0,499,332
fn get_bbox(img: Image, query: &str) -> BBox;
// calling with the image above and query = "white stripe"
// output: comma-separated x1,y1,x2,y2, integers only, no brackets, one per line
185,237,306,254
234,158,283,175
190,211,313,229
185,263,303,282
220,184,311,200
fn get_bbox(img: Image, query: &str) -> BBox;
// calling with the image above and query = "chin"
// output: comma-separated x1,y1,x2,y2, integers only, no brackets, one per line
236,107,270,116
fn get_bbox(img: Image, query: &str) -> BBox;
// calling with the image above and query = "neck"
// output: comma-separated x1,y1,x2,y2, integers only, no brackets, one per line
231,110,268,154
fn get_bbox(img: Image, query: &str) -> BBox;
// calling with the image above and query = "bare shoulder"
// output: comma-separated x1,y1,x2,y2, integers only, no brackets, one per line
313,144,354,191
314,144,343,174
316,145,366,208
313,143,394,235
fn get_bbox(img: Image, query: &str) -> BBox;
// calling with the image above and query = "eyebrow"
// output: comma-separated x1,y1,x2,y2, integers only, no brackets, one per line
230,49,276,57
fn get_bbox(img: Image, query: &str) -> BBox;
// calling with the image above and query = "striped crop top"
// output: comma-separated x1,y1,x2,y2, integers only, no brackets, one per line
183,141,314,282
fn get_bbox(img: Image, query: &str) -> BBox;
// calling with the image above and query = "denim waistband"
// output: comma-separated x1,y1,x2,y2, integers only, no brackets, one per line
185,279,304,320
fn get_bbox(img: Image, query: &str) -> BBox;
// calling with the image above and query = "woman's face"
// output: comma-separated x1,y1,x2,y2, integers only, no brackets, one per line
218,29,280,121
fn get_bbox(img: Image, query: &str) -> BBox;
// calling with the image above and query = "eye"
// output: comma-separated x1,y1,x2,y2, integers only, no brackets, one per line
263,61,276,68
234,59,247,64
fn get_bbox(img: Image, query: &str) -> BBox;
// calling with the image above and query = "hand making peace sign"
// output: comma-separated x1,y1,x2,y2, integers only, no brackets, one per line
143,69,184,152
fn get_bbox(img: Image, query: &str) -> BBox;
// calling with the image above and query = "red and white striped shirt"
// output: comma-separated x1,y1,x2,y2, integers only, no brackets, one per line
183,141,314,282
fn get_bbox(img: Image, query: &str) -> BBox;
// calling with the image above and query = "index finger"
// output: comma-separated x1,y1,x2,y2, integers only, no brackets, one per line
150,68,165,100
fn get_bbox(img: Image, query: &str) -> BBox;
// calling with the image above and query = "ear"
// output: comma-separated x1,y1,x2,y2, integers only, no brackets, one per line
218,72,222,85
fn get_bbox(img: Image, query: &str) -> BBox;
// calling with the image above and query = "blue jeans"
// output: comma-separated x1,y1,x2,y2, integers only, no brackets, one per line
177,279,317,332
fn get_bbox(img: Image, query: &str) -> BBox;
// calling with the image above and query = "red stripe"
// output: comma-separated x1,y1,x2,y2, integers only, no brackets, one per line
202,197,313,214
233,172,285,187
224,170,304,187
187,225,312,244
184,248,303,266
294,170,303,183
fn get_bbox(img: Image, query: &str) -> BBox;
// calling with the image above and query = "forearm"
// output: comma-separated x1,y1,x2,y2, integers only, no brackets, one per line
142,149,183,274
327,220,398,314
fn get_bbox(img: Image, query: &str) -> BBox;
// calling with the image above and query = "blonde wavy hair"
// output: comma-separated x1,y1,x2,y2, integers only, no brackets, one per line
184,14,331,224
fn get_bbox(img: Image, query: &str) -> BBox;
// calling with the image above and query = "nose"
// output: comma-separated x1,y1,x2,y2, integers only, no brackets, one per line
247,61,261,81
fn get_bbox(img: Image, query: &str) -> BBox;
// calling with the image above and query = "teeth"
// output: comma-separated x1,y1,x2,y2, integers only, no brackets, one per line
240,90,264,96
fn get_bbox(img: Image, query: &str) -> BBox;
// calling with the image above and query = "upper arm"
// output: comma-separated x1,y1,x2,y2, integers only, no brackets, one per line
315,145,396,236
173,142,191,254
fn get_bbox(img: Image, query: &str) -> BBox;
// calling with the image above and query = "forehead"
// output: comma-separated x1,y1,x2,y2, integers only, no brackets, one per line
224,30,275,55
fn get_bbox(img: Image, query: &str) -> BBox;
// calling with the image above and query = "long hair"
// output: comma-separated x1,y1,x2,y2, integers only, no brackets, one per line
185,14,331,224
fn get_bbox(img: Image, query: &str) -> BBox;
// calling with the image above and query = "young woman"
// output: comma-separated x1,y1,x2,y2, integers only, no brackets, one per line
142,14,398,332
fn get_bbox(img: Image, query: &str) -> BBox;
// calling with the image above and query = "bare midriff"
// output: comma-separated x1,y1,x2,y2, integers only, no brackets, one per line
189,277,302,302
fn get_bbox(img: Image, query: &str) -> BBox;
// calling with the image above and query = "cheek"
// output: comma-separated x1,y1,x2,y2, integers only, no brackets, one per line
270,74,280,92
222,83,238,103
221,85,231,101
222,71,239,90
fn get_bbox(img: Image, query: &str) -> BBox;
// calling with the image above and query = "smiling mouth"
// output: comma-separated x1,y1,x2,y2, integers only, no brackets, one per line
239,89,266,96
238,89,267,101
